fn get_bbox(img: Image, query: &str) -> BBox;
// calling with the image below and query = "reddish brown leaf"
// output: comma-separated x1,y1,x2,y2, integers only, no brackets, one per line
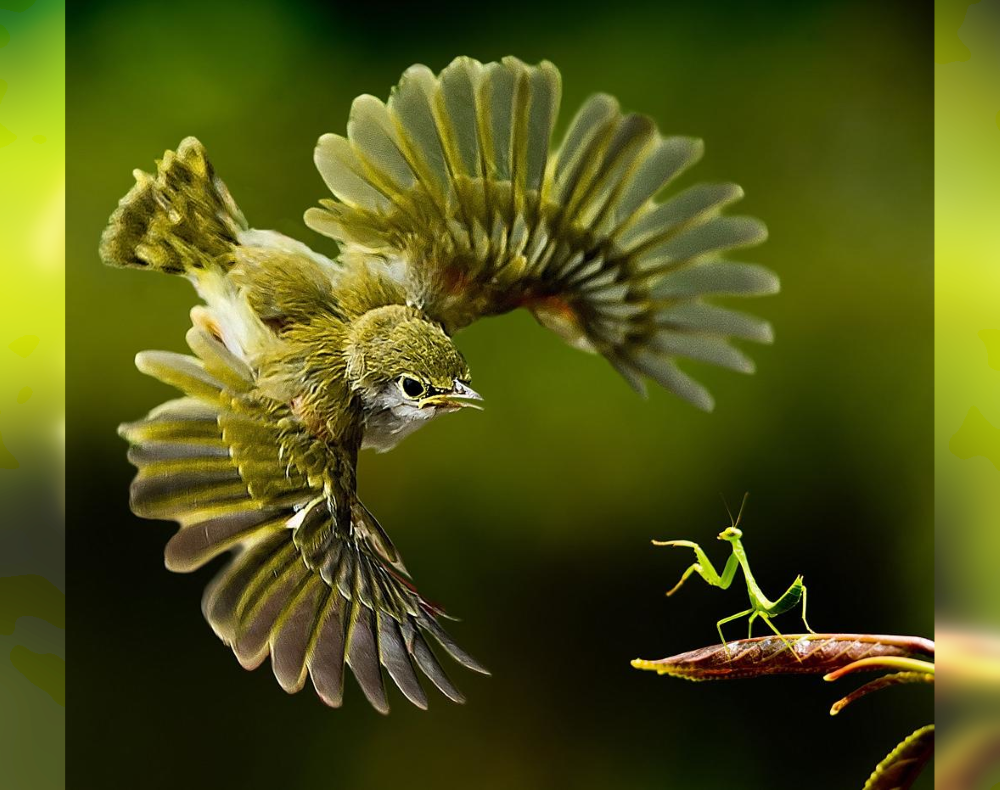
631,633,934,681
830,671,934,715
824,655,935,682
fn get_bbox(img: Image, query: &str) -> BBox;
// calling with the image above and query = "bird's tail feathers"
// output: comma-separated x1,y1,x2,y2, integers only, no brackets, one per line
100,136,247,275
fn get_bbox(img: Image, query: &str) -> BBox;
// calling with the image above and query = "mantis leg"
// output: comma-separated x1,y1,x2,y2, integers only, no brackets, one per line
665,563,701,597
747,611,758,638
801,583,816,634
759,613,803,663
653,541,739,595
716,608,754,657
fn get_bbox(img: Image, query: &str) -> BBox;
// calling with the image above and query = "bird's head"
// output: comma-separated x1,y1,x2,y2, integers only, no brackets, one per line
345,305,481,448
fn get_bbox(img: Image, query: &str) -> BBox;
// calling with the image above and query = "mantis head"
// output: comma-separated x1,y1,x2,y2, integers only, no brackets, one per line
718,526,743,542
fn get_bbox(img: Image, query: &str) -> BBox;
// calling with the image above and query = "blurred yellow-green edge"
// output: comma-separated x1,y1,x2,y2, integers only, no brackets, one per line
937,0,1000,786
0,0,66,788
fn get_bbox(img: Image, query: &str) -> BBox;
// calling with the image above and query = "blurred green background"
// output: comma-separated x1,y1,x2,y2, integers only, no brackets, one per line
67,1,932,788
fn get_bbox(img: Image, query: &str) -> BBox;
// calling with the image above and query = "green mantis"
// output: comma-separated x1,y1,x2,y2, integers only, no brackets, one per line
655,494,815,657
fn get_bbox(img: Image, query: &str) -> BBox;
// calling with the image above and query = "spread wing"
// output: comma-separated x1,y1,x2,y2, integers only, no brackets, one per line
305,56,777,411
119,314,487,712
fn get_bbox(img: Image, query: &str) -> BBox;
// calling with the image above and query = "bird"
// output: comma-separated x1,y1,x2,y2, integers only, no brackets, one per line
100,56,777,713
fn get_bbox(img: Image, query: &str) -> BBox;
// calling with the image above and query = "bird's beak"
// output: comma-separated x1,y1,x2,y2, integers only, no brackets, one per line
420,381,485,411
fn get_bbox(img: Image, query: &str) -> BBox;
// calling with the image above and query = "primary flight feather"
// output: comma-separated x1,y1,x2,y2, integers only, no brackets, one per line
100,56,777,712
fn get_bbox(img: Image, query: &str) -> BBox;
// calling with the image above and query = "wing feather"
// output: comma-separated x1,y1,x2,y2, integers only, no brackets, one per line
271,581,327,693
307,594,348,706
306,56,777,410
377,612,428,709
120,313,488,712
345,598,389,712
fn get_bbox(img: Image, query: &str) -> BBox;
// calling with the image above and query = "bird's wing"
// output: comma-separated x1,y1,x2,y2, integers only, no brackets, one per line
119,315,487,712
305,56,777,411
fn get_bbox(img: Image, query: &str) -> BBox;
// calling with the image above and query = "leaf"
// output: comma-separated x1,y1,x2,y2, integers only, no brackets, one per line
829,671,934,716
824,656,935,682
863,725,934,790
631,633,934,681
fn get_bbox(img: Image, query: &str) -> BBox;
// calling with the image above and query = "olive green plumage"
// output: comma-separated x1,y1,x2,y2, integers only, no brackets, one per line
100,138,246,274
100,56,777,712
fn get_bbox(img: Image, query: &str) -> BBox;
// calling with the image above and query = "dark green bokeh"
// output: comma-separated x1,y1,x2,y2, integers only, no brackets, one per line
68,1,932,787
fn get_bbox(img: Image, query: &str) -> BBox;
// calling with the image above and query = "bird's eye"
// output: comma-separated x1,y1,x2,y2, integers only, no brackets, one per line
399,377,426,399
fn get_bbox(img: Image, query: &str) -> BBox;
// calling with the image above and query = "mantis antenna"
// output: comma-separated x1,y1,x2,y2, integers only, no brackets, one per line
720,491,750,529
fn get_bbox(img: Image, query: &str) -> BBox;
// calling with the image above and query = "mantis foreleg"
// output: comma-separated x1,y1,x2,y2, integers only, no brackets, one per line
653,540,739,596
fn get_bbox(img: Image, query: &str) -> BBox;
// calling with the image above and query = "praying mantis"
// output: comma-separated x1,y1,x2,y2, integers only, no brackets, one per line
655,494,815,657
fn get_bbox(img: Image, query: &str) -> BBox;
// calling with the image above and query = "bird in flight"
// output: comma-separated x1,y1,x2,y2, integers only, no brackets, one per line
101,56,777,713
